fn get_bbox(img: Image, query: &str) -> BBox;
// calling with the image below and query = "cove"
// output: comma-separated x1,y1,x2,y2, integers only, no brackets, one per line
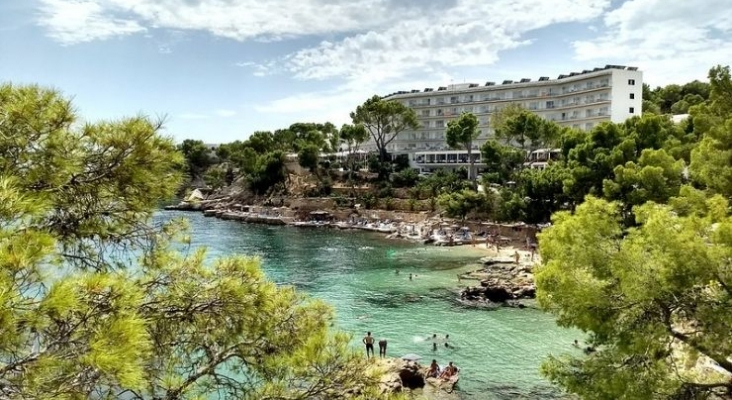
159,211,580,399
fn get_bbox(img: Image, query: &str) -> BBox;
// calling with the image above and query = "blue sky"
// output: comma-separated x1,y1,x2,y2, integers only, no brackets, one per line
2,0,730,144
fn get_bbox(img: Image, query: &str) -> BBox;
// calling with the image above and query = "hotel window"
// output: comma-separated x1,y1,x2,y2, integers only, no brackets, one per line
628,79,636,85
436,120,445,128
629,93,635,99
629,107,635,113
450,96,459,104
421,110,430,117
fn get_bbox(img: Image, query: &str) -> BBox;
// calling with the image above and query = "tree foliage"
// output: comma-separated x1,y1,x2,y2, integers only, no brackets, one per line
643,79,712,115
437,189,493,220
492,106,559,150
446,112,480,181
0,84,391,400
350,95,419,162
298,143,321,176
537,196,732,399
178,139,213,178
536,65,732,399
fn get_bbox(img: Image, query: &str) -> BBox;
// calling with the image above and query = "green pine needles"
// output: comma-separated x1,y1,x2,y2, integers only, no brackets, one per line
0,84,396,400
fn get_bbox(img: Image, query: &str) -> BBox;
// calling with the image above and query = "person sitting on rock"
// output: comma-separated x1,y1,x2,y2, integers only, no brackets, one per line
427,359,440,378
439,361,457,380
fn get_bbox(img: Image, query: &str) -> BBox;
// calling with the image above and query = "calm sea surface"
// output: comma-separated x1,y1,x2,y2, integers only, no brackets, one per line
157,211,580,399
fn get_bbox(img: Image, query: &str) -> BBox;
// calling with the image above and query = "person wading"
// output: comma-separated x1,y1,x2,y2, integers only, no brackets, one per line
363,332,375,359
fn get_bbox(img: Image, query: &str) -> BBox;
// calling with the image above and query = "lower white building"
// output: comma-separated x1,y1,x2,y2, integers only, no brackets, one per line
363,65,642,172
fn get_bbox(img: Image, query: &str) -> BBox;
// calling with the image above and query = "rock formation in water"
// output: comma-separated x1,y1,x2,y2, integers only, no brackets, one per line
460,256,536,306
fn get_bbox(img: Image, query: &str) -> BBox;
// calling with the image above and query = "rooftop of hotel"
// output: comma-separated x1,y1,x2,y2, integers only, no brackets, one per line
384,65,639,98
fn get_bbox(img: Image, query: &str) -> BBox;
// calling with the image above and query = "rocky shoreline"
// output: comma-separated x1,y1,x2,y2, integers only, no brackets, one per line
166,195,540,310
374,358,460,399
458,255,537,308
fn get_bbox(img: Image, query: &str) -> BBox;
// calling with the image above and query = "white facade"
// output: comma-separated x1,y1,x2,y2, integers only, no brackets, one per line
362,65,642,170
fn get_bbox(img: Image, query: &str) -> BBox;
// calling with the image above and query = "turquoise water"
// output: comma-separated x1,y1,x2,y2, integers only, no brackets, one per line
158,211,579,399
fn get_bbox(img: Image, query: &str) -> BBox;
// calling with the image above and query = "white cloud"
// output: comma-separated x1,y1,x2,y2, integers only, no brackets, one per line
235,61,278,77
38,0,398,44
254,0,610,123
573,0,732,85
281,0,610,83
38,0,146,44
214,109,237,117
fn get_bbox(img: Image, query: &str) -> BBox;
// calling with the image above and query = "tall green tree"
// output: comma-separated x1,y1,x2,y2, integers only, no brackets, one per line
446,112,480,182
603,148,685,214
340,123,369,187
178,139,213,178
492,106,558,150
689,65,732,198
536,196,732,399
340,124,369,162
298,144,321,177
246,131,276,153
480,139,526,184
437,189,493,220
350,95,419,162
0,84,391,400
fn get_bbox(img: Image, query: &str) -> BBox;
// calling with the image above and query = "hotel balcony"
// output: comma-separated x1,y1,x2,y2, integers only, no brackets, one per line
413,150,484,166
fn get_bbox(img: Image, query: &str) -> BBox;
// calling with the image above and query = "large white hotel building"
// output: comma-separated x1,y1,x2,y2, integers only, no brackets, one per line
363,65,643,172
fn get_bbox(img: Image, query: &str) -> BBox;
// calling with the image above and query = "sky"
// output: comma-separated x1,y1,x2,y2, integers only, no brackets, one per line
1,0,731,144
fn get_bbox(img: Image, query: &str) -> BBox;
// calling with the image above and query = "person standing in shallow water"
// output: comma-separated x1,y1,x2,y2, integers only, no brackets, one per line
378,339,387,358
363,332,375,359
